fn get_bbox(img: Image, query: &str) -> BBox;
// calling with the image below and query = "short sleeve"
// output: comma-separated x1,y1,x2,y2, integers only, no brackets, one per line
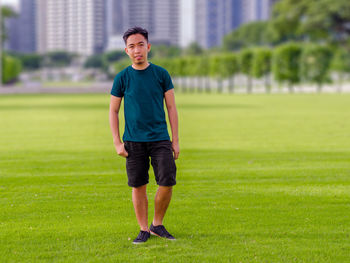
162,69,174,93
110,74,124,97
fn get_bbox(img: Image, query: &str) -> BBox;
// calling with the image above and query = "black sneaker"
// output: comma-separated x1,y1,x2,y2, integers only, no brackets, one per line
133,230,150,244
150,223,175,240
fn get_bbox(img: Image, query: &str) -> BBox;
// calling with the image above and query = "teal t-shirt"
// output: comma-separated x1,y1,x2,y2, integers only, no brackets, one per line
111,63,174,142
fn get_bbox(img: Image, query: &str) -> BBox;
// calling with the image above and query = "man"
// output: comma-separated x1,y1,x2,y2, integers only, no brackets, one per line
109,27,179,244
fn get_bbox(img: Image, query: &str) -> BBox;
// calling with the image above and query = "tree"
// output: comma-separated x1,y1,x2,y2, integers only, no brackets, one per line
114,59,130,74
300,44,333,92
104,50,125,63
1,6,17,43
187,56,201,92
272,43,302,92
9,53,43,70
268,0,307,44
84,54,106,69
238,49,254,93
184,42,203,56
193,56,211,92
252,48,272,92
2,53,22,84
43,51,76,67
221,53,239,93
173,57,188,92
152,58,173,75
184,56,199,92
270,0,350,46
210,55,224,93
152,57,178,89
223,21,273,51
149,45,181,59
301,0,350,46
331,47,350,91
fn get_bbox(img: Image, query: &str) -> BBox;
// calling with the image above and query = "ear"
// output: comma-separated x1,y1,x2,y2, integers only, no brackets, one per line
124,47,128,55
147,43,151,52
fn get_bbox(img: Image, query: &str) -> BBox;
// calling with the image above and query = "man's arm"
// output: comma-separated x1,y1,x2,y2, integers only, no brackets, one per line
109,95,128,158
164,89,179,160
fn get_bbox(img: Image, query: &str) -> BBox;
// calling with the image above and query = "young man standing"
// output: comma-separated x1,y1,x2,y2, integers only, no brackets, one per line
109,27,179,244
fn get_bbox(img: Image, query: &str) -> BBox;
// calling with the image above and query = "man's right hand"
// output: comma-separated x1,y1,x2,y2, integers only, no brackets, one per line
115,143,129,158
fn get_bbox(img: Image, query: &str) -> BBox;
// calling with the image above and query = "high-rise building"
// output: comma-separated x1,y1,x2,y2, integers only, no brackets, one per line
180,0,195,47
231,0,242,30
19,0,36,53
105,0,128,50
195,0,232,49
241,0,274,23
5,0,36,53
195,0,277,49
5,14,20,52
36,0,105,56
106,0,180,50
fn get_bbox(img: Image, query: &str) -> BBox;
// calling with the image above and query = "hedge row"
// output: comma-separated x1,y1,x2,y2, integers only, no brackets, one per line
115,43,350,92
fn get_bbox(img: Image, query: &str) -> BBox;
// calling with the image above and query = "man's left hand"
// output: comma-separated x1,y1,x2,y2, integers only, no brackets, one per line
172,141,180,160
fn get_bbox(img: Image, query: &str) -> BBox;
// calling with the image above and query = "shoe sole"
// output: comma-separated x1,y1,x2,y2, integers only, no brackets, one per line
150,230,176,240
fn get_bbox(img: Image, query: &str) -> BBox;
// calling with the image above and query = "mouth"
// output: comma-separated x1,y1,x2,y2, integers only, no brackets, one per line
135,56,143,60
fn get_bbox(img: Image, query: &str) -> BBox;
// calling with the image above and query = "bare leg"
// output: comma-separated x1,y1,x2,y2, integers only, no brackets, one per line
153,186,173,226
132,184,149,231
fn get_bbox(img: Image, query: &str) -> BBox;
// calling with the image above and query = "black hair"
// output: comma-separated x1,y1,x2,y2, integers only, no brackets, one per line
123,27,149,44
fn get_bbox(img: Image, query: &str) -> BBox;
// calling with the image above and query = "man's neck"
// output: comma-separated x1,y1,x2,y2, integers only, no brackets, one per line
132,62,150,70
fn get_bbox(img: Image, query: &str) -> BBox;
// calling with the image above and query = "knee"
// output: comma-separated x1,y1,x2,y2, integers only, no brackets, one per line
159,186,173,194
133,184,147,194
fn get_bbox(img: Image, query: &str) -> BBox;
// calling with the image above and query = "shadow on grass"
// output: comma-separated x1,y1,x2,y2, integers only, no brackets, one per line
0,103,257,111
177,103,259,110
179,148,350,163
0,103,109,111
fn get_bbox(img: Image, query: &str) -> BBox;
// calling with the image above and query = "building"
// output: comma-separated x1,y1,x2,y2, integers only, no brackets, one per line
36,0,105,56
180,0,195,47
231,0,242,30
106,0,180,50
195,0,278,49
241,0,275,23
5,15,20,52
195,0,233,49
5,0,278,54
5,0,36,53
105,0,130,50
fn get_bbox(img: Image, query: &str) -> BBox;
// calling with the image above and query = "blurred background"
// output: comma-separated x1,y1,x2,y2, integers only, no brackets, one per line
0,0,349,93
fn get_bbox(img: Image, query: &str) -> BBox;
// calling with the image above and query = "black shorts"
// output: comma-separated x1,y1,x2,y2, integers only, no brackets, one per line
124,140,177,187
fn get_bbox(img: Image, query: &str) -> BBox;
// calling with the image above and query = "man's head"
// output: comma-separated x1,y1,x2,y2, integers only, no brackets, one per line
123,27,151,67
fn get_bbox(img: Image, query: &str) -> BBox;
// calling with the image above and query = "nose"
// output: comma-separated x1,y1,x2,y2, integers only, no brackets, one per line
135,46,142,53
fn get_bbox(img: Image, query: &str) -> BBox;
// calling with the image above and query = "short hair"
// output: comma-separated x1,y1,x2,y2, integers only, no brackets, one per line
123,27,149,44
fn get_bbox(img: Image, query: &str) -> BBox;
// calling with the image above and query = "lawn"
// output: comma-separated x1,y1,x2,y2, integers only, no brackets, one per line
0,92,349,262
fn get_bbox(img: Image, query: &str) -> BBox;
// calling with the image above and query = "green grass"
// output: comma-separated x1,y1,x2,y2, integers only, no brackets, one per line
0,93,350,262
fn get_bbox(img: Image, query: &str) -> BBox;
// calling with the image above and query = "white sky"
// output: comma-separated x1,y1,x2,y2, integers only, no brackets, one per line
1,0,19,9
2,0,18,5
1,0,18,4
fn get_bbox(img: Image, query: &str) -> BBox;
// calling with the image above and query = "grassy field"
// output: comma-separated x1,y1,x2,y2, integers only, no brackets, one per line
0,93,349,262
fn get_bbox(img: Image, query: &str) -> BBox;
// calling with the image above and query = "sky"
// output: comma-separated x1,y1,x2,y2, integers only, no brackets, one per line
2,0,19,9
2,0,18,5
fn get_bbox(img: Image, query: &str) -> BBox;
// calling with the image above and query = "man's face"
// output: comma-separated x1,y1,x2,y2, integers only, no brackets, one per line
125,34,151,65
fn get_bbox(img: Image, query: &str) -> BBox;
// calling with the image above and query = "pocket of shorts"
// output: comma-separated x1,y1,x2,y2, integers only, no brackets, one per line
168,140,174,150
